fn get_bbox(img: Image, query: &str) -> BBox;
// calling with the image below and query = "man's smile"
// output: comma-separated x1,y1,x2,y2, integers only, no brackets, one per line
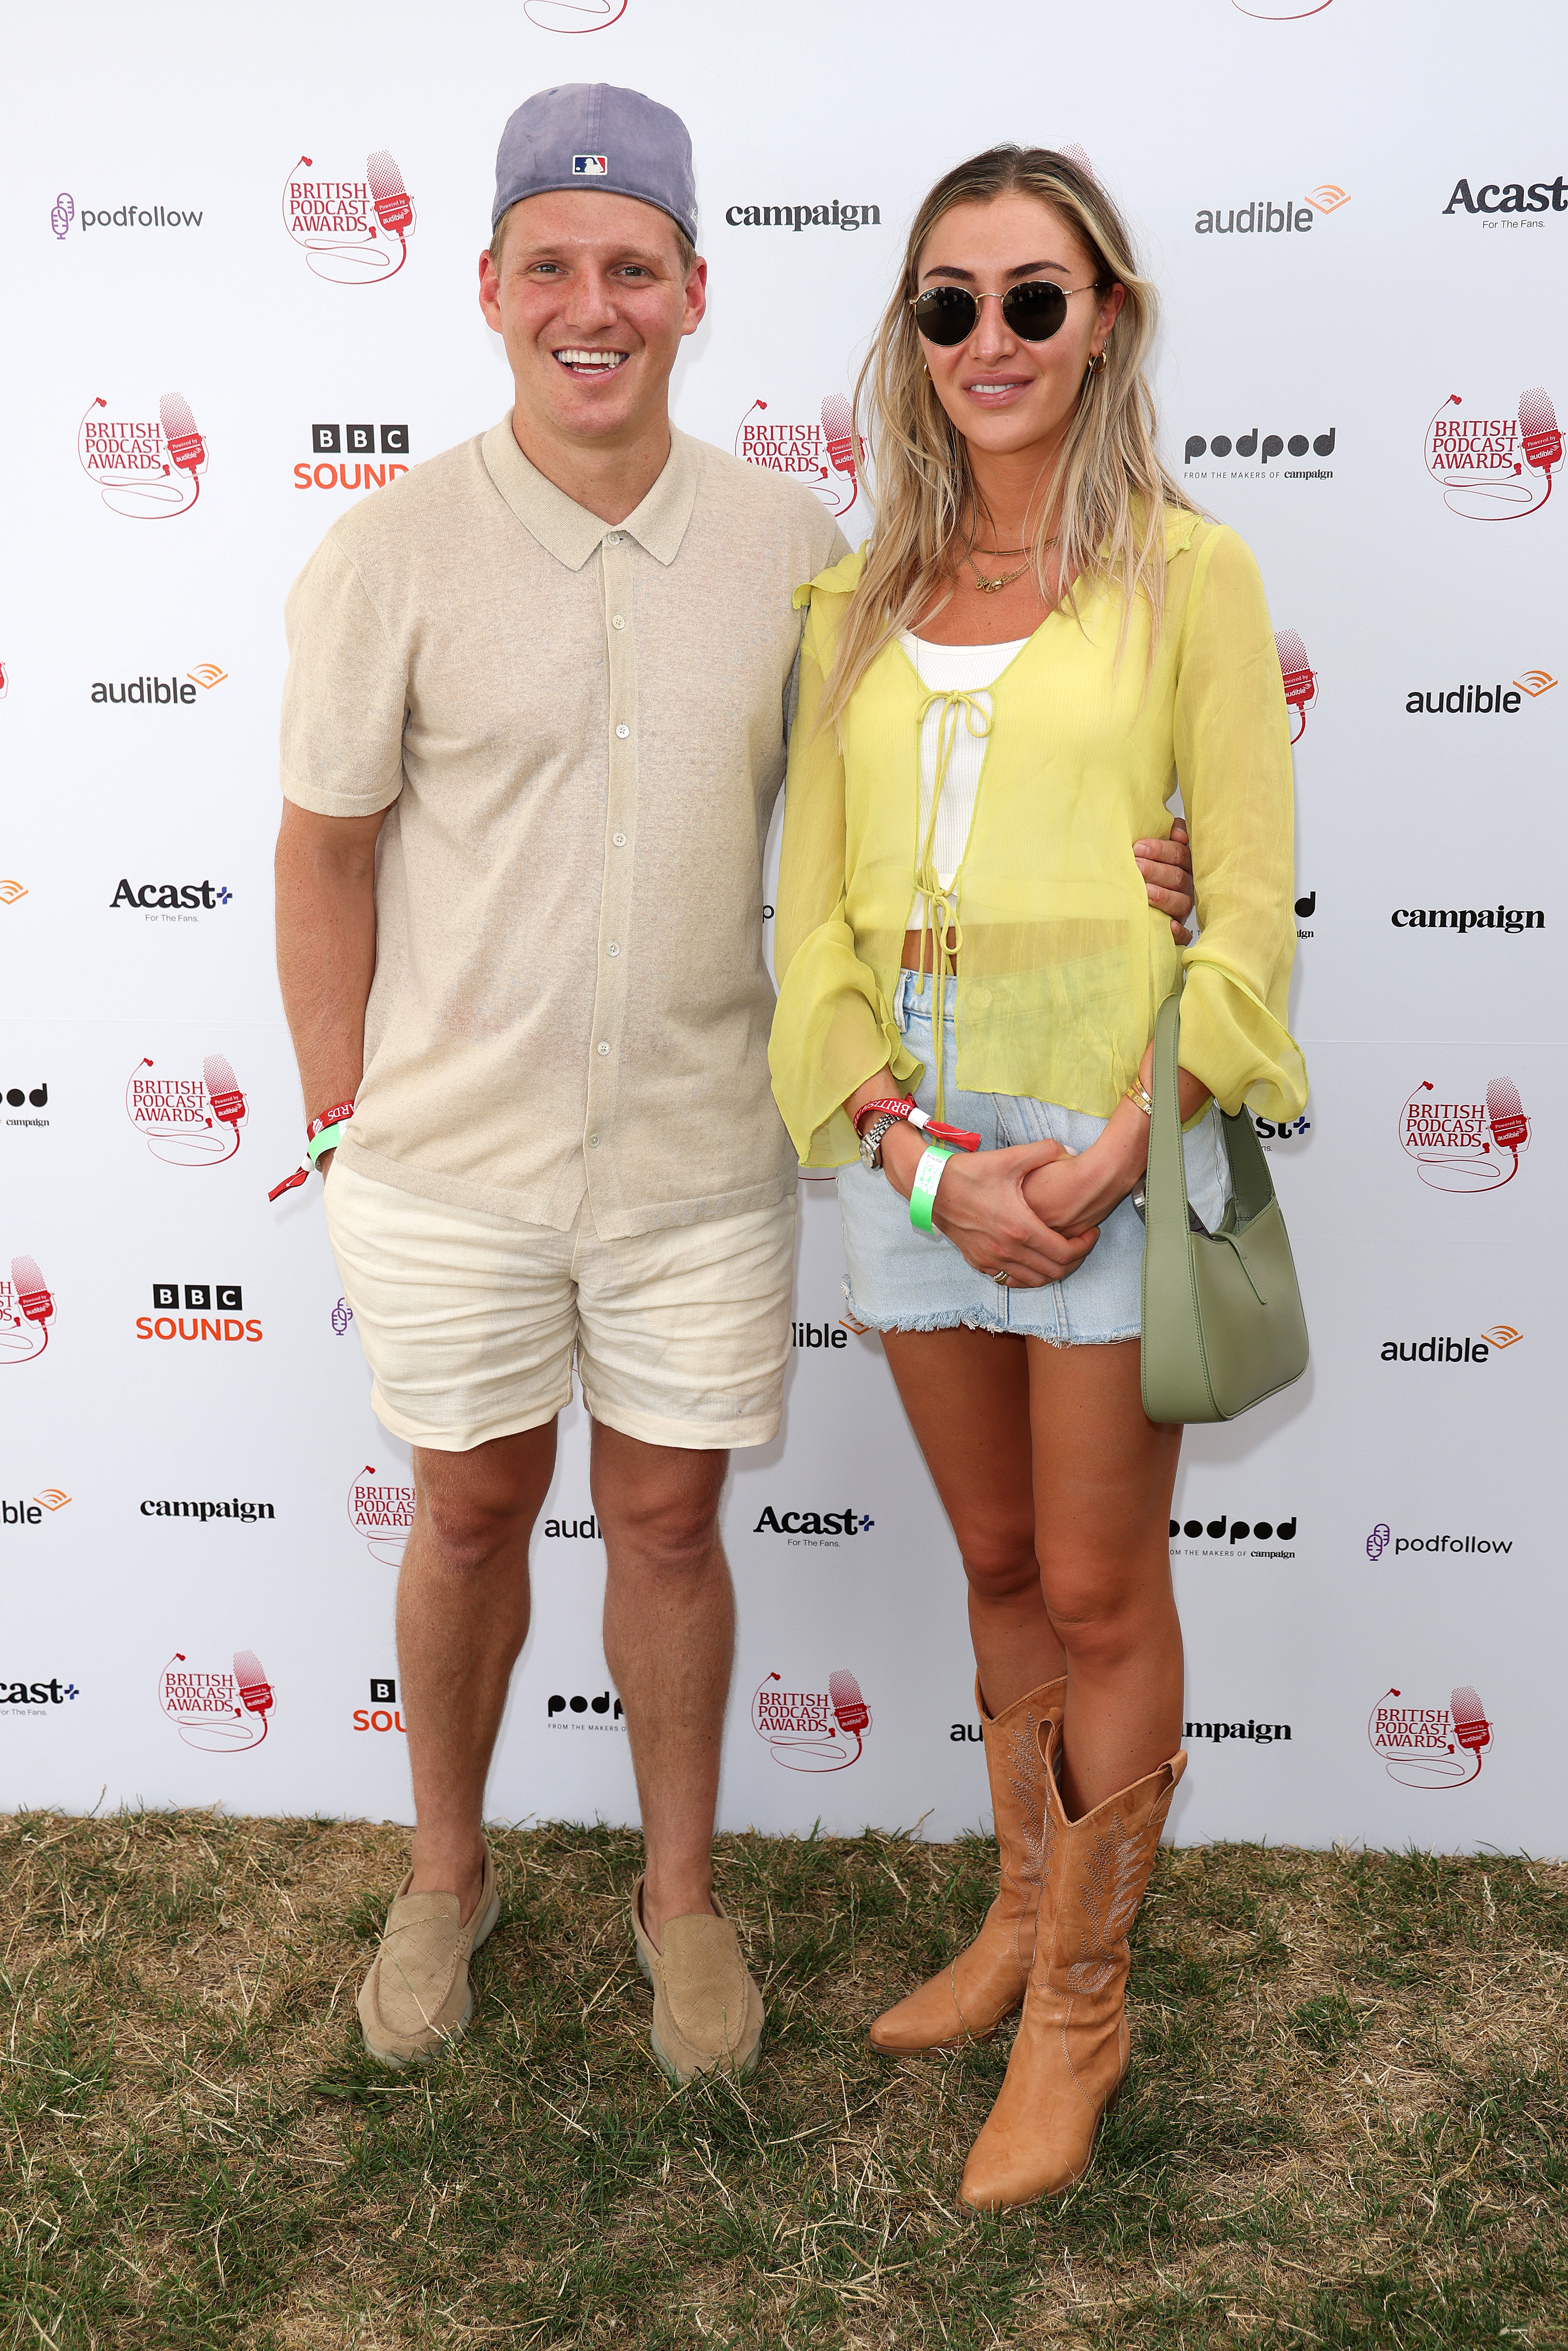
553,347,631,376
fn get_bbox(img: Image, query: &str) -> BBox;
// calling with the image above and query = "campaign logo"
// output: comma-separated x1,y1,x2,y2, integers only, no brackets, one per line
1170,1511,1297,1555
1193,186,1345,235
548,1688,626,1729
735,397,861,517
136,1283,261,1344
724,202,882,233
1,1257,56,1366
1368,1521,1512,1560
1443,178,1568,223
4,1082,49,1130
1274,629,1317,740
1400,1078,1530,1191
353,1677,406,1734
752,1670,871,1772
1184,1715,1292,1744
1183,424,1335,480
1425,390,1560,520
51,193,74,239
0,1676,79,1717
78,393,207,519
110,878,232,919
126,1056,248,1167
525,0,629,28
159,1649,274,1753
282,152,415,284
349,1462,416,1566
139,1496,276,1525
1391,904,1543,934
1369,1683,1491,1788
294,422,411,493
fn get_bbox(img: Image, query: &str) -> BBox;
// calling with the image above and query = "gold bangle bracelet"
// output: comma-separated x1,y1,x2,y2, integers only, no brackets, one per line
1125,1079,1154,1117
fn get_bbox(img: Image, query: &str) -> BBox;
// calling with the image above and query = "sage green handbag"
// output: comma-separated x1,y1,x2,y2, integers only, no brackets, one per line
1138,979,1309,1423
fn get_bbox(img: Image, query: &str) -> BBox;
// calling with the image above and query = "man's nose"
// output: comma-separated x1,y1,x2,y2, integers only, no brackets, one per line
562,271,619,328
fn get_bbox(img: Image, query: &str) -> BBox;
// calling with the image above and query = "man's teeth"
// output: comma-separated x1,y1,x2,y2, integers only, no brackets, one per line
556,349,628,370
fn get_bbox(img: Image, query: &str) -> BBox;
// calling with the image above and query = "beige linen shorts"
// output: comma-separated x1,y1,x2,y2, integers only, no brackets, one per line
324,1159,796,1453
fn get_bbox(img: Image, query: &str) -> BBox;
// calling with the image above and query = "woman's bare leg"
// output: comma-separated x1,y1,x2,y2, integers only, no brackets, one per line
1026,1337,1183,1816
879,1325,1067,1710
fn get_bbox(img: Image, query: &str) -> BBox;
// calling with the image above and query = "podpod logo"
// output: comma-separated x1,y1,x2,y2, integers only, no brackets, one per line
127,1055,248,1166
4,1082,49,1130
1367,1522,1513,1560
349,1463,416,1565
1183,424,1335,480
78,393,207,519
1425,390,1560,520
524,0,629,27
735,398,861,517
1171,1512,1297,1555
1274,629,1317,740
159,1648,274,1752
752,1670,872,1772
1369,1683,1492,1787
294,422,410,493
282,151,415,284
1400,1078,1530,1191
548,1688,625,1730
1,1256,56,1367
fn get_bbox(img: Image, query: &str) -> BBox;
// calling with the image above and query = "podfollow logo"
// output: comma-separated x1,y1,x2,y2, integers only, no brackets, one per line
752,1670,872,1773
1367,1523,1512,1560
1,1256,56,1367
734,398,861,517
160,1649,274,1753
78,393,207,519
1399,1078,1530,1192
1425,389,1560,521
282,151,415,284
349,1463,416,1566
126,1055,248,1167
1369,1684,1491,1788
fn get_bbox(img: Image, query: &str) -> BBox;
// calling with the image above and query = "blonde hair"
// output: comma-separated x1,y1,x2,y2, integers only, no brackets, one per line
822,145,1193,730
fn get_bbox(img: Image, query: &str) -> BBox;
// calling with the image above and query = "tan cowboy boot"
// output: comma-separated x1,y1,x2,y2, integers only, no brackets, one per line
960,1717,1185,2209
869,1675,1065,2053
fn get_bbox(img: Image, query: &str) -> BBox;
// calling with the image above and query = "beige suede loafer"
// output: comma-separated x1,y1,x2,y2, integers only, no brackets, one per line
631,1875,764,2083
357,1843,501,2067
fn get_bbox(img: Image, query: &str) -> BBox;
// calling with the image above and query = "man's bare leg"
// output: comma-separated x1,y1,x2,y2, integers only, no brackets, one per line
398,1422,559,1922
593,1425,733,1950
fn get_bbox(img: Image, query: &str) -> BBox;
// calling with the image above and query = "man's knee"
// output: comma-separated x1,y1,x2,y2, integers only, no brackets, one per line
413,1431,553,1574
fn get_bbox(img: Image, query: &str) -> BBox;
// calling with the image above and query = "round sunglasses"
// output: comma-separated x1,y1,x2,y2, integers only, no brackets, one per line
910,279,1102,347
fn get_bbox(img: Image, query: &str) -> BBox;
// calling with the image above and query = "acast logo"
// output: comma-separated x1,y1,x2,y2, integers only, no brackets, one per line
0,1677,79,1716
1443,176,1567,221
136,1284,262,1344
110,879,233,919
294,423,410,492
1194,186,1346,234
752,1505,875,1542
1184,425,1335,480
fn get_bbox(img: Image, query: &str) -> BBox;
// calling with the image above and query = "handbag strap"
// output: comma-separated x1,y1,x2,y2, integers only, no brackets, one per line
1146,981,1196,1257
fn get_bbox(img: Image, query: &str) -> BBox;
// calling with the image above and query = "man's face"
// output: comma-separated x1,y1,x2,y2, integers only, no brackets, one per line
479,190,706,449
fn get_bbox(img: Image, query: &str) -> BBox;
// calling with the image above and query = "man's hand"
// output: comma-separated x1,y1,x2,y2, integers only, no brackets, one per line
1134,817,1195,944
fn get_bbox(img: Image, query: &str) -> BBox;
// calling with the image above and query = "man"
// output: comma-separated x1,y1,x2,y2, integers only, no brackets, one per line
275,84,1196,2079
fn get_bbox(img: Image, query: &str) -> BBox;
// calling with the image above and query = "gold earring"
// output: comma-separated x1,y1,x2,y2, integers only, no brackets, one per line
1089,349,1108,375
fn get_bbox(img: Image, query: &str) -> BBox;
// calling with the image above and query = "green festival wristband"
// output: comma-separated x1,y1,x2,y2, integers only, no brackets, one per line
908,1143,955,1233
306,1122,344,1167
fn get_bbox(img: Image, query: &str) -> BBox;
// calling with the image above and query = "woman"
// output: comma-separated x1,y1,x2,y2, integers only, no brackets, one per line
770,147,1306,2211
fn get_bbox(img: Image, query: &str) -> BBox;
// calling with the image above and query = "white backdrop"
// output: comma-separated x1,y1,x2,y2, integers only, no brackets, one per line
2,0,1563,1856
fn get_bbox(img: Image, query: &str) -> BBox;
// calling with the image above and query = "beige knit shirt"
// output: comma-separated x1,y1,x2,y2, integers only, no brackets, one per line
281,418,846,1237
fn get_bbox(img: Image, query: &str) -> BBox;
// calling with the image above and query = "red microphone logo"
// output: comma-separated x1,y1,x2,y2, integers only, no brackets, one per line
753,1668,873,1771
820,395,859,516
6,1255,55,1361
829,1669,870,1743
160,392,206,488
1519,386,1561,483
233,1649,275,1738
1274,628,1317,742
366,151,414,270
203,1053,247,1142
1485,1076,1529,1176
1449,1684,1490,1771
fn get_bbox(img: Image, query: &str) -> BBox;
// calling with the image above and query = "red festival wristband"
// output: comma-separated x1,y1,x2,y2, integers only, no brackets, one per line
852,1097,981,1153
308,1099,357,1142
269,1101,356,1202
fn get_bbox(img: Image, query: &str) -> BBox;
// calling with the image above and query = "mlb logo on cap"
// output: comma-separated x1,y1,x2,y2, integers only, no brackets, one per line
573,154,609,178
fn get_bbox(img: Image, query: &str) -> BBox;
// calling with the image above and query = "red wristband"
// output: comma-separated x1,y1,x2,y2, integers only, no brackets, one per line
852,1096,981,1153
853,1096,914,1136
307,1099,356,1142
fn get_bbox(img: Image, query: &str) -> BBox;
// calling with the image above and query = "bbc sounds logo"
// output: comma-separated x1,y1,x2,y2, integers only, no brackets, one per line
294,422,410,493
524,0,628,27
354,1677,406,1734
282,152,415,284
78,393,207,519
752,1669,872,1773
1400,1078,1530,1192
160,1649,275,1753
1,1256,56,1367
1369,1683,1492,1788
126,1056,248,1167
136,1283,261,1344
1425,389,1560,520
349,1463,416,1566
735,398,861,517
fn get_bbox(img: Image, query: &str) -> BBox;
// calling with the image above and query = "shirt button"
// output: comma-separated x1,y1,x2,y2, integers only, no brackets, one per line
612,615,625,629
612,831,627,847
588,1133,600,1147
616,723,630,738
597,1041,610,1056
608,942,620,957
606,532,622,545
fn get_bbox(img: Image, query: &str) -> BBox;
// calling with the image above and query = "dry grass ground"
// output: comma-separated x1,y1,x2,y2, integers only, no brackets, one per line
0,1812,1563,2350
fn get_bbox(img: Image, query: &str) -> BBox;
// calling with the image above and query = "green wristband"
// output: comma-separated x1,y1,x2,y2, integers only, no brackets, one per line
306,1122,344,1167
908,1143,955,1233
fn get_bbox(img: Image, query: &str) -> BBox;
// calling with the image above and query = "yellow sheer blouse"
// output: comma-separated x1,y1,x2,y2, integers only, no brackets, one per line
770,510,1308,1169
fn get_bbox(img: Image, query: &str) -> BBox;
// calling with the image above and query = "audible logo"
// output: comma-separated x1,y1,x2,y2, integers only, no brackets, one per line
1193,187,1346,235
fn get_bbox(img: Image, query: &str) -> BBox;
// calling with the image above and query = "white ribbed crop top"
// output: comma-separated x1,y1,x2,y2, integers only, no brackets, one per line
899,633,1028,932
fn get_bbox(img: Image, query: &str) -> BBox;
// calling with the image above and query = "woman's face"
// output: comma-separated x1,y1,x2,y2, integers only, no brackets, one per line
914,193,1125,471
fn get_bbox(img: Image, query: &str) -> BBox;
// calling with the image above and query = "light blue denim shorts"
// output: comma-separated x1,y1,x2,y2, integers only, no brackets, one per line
837,970,1233,1344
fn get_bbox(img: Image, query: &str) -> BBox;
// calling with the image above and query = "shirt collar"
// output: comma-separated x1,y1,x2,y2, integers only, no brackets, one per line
481,415,699,570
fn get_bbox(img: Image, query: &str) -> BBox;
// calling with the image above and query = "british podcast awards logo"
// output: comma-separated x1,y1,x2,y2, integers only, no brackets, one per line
126,1056,248,1167
79,393,207,519
348,1463,416,1566
1368,1684,1491,1788
735,397,861,517
1400,1078,1530,1192
752,1670,872,1772
282,152,415,284
1425,389,1560,520
159,1649,274,1753
1,1257,56,1367
524,0,628,25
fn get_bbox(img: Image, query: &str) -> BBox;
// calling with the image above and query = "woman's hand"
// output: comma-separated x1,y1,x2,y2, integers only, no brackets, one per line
1134,817,1195,944
880,1120,1098,1288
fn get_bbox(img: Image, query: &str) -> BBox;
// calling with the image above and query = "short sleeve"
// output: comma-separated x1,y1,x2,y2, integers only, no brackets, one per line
280,534,407,817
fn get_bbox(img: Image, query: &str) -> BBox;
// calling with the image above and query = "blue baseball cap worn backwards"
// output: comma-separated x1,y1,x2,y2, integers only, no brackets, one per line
493,84,698,246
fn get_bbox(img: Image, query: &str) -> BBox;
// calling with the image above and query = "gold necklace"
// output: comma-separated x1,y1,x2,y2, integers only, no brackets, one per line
964,536,1058,595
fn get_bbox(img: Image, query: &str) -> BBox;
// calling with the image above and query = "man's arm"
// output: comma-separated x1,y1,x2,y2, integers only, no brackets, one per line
275,800,387,1169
